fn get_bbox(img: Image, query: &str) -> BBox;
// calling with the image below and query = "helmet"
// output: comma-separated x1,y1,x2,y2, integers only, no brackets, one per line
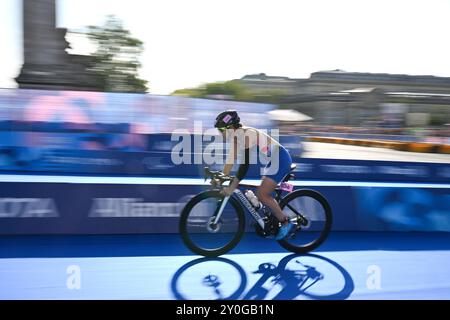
214,110,241,129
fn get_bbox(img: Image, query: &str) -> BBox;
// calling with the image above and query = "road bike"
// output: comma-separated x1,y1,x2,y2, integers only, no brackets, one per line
179,165,332,257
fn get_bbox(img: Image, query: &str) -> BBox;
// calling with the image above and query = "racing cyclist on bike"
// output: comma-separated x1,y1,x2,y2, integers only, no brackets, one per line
214,110,294,240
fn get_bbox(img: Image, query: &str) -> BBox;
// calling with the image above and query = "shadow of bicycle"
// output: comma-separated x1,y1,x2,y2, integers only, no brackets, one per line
171,253,354,300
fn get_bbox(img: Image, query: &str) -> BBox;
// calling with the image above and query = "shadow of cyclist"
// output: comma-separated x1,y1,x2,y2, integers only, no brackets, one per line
171,253,354,300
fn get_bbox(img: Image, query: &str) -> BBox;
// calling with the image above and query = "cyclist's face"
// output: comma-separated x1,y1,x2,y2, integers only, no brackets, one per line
218,127,229,137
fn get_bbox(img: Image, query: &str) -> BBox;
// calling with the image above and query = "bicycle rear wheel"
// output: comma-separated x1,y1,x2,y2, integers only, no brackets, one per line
179,190,245,257
278,189,332,253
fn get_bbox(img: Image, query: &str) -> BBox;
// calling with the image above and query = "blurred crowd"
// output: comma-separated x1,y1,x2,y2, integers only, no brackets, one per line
278,122,450,144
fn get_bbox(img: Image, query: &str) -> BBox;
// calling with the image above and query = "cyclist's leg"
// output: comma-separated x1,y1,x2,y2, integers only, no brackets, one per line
256,176,287,222
256,144,292,222
257,176,293,240
256,145,293,240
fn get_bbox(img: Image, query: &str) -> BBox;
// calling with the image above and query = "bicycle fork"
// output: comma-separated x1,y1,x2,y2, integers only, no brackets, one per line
212,195,231,225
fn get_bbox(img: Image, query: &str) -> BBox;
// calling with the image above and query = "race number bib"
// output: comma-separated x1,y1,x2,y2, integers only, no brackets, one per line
280,182,294,192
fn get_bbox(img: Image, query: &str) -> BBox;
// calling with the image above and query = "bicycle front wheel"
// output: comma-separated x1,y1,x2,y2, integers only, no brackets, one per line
278,189,332,253
179,190,245,257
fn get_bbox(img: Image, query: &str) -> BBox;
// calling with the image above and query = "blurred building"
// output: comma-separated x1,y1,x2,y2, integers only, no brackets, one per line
236,70,450,128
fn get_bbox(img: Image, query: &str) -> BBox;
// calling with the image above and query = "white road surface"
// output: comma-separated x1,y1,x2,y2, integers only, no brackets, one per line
302,142,450,163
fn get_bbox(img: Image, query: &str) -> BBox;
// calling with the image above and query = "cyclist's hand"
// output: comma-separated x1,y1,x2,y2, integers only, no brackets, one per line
211,178,222,187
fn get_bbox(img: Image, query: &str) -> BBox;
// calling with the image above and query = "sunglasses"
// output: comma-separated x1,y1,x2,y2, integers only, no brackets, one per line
217,126,230,132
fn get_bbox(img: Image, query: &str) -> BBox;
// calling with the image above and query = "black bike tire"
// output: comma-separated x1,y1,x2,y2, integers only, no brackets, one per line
179,190,246,257
277,189,332,253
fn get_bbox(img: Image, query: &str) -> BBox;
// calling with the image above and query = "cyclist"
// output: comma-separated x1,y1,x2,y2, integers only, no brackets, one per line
214,110,294,240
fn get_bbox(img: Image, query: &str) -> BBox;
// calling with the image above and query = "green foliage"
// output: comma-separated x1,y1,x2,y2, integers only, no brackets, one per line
430,113,449,126
85,15,148,93
171,80,285,103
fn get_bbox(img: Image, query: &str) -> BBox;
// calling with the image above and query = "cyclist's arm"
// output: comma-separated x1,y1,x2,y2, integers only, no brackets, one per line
225,132,251,179
223,137,238,176
223,147,249,192
223,163,233,177
235,147,250,181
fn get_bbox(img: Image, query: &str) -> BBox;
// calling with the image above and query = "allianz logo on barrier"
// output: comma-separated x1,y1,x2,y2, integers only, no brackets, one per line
0,198,59,218
89,198,188,217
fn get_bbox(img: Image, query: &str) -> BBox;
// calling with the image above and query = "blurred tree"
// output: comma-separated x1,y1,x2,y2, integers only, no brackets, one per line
172,80,289,103
172,80,252,100
84,15,148,93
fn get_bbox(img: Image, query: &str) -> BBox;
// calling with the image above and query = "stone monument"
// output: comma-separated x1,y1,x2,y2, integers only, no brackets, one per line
16,0,101,91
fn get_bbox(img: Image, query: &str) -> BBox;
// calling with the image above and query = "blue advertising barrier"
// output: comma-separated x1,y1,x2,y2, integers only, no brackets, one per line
0,133,303,175
353,187,450,231
291,158,450,183
1,130,449,234
0,176,449,234
1,134,449,183
0,180,202,234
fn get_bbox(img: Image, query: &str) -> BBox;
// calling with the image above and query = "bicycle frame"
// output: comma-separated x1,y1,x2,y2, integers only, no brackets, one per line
181,166,332,257
213,189,265,229
206,165,296,231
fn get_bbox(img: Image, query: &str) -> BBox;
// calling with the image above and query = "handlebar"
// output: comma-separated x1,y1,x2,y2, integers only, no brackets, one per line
204,167,235,183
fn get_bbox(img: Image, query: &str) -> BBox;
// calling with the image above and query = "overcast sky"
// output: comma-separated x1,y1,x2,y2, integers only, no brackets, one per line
1,0,450,94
